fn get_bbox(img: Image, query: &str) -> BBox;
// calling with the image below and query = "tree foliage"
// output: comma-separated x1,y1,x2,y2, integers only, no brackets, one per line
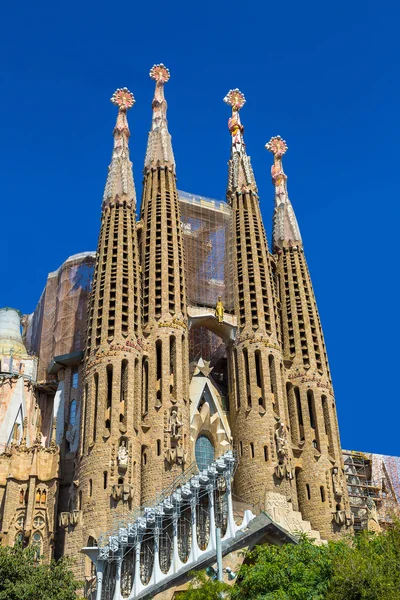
178,521,400,600
0,543,80,600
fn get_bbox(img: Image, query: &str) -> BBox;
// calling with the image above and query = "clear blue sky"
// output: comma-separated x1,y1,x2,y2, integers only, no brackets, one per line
1,0,398,455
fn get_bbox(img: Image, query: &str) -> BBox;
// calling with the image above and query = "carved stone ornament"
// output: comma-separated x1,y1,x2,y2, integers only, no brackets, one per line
117,439,128,472
274,421,294,480
332,466,344,498
165,408,182,445
59,512,70,528
333,508,346,526
69,510,81,526
164,446,188,466
111,483,134,503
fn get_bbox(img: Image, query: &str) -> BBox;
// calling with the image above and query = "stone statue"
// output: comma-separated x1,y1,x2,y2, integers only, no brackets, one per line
117,440,128,469
275,421,288,460
332,466,344,498
215,297,224,324
274,421,294,480
166,408,182,440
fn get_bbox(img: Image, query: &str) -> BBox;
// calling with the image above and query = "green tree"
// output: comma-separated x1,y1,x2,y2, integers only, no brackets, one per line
178,521,400,600
0,543,80,600
176,570,230,600
326,522,400,600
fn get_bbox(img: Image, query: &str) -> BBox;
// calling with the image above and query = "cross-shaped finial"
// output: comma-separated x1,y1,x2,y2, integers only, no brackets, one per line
150,63,170,83
111,88,135,110
266,135,288,157
223,89,246,111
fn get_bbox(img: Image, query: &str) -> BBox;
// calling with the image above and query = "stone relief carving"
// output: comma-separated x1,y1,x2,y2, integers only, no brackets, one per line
117,439,128,471
274,421,294,480
163,408,187,466
332,466,344,498
111,483,134,503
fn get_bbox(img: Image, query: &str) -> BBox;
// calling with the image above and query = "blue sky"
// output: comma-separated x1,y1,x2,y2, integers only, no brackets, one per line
1,0,398,455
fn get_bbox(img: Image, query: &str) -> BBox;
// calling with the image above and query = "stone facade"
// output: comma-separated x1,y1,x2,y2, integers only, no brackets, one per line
0,70,354,588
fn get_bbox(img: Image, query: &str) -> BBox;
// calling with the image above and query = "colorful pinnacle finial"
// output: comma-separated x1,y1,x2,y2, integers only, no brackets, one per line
266,135,288,158
110,88,135,110
150,63,170,83
224,89,246,111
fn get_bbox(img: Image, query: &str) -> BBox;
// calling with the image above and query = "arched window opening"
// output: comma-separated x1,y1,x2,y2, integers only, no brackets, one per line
156,340,162,404
120,360,128,426
169,336,176,399
234,348,241,409
287,383,298,444
105,365,113,430
142,358,149,416
307,389,316,429
294,386,305,441
322,395,335,457
269,354,279,414
255,350,265,408
142,447,147,466
243,348,251,407
195,435,215,471
93,374,99,442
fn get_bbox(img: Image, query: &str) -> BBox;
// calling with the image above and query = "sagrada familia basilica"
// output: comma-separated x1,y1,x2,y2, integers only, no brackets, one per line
1,65,398,599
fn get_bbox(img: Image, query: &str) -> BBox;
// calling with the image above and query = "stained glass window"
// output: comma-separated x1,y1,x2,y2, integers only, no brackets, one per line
195,435,214,471
31,532,42,561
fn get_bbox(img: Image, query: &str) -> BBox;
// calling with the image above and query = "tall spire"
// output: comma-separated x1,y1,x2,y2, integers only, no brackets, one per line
266,135,302,252
102,88,136,212
224,89,256,199
144,63,175,172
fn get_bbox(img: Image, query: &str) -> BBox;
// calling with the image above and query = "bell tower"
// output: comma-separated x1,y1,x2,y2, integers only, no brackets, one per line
139,65,191,502
73,88,143,552
224,90,297,509
267,135,351,537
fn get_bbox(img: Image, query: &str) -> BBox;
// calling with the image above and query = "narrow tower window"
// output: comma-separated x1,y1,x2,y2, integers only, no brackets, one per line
93,373,99,442
307,389,316,429
306,484,311,500
142,358,149,416
322,395,335,456
105,365,113,431
243,348,251,407
169,336,176,399
156,340,162,405
268,354,278,414
255,350,264,408
294,386,304,441
120,360,128,426
234,348,241,409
